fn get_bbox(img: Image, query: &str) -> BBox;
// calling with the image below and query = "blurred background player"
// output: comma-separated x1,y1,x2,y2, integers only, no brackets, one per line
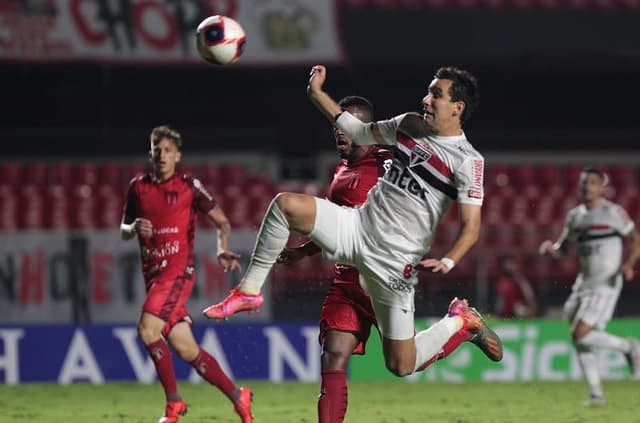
494,254,537,318
120,125,253,423
276,95,392,422
204,65,503,382
539,165,640,405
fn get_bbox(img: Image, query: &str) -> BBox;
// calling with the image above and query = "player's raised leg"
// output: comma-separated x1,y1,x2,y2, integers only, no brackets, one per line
416,298,503,371
203,192,318,319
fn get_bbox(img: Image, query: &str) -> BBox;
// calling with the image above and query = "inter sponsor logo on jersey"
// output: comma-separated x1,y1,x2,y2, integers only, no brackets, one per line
395,133,458,200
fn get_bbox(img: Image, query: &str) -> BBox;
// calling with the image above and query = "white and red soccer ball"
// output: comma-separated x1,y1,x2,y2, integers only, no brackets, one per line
196,15,246,66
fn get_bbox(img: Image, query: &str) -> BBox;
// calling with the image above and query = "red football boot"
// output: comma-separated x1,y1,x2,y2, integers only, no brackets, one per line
203,288,264,320
234,387,253,423
448,297,503,362
158,400,187,423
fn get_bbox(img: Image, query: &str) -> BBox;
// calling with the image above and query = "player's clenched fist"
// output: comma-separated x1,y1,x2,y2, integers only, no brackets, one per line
133,218,153,237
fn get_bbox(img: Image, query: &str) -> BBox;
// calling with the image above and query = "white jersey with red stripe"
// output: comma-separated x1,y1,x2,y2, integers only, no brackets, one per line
556,198,635,291
355,112,484,263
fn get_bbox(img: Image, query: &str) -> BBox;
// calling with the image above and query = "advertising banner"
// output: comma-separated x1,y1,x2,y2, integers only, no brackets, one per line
0,323,321,384
2,320,638,384
350,318,640,382
0,0,345,65
0,230,272,322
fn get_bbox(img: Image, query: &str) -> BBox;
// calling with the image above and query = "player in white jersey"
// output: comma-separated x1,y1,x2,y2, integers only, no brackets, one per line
540,166,640,405
204,65,503,382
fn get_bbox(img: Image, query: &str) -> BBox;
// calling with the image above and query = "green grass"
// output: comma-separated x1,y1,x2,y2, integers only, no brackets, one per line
1,381,639,422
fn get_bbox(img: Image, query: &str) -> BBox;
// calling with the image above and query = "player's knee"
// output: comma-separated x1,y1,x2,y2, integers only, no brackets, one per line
384,357,413,377
321,347,351,370
137,322,161,345
172,341,198,362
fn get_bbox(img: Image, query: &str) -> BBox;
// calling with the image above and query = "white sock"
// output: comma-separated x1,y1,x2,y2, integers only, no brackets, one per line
413,316,462,373
576,346,604,398
238,200,290,295
578,330,632,353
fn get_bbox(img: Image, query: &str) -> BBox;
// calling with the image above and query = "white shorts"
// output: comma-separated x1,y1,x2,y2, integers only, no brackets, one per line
563,275,623,330
310,198,418,340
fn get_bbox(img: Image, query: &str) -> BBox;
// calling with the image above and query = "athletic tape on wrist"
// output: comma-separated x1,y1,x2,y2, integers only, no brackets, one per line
440,257,455,270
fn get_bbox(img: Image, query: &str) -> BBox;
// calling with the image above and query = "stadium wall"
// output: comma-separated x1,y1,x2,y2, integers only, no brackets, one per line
0,231,273,323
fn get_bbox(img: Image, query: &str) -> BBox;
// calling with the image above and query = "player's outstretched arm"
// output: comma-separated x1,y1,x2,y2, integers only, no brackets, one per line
307,64,388,146
538,236,568,259
416,203,481,274
622,229,640,281
307,65,342,122
207,205,242,272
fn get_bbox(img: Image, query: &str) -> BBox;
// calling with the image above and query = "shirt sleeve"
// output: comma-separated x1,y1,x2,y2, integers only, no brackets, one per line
554,211,575,249
121,181,137,224
455,157,484,206
335,112,405,146
190,177,218,214
613,204,635,236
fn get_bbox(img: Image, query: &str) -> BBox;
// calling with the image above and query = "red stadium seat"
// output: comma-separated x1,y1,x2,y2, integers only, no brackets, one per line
566,164,585,189
510,165,536,189
219,163,246,185
0,184,18,230
72,162,98,186
98,163,124,187
537,164,565,189
18,185,44,229
22,162,49,185
481,223,514,248
199,164,222,183
95,184,123,229
45,184,69,229
123,163,148,182
485,163,510,190
0,162,22,186
69,184,96,229
50,162,73,186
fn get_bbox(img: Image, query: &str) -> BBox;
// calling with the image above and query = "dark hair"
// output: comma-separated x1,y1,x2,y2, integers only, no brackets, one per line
581,165,608,184
150,125,183,149
338,96,374,122
434,67,479,124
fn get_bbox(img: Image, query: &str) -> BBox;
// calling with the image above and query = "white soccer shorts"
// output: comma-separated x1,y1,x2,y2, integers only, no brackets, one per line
310,197,418,340
564,275,623,330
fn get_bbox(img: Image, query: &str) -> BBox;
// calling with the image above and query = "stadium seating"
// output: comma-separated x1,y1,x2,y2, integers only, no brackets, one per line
2,160,638,300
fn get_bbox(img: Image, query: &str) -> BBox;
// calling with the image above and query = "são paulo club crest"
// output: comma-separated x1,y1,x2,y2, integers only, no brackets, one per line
409,144,432,167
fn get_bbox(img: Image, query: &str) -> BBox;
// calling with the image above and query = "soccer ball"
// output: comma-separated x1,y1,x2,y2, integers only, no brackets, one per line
196,15,246,66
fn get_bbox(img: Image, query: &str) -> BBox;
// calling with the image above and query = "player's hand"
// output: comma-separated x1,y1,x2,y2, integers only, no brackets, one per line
307,65,327,94
621,262,635,281
276,247,306,265
415,258,452,274
218,250,242,273
538,240,554,256
133,218,153,237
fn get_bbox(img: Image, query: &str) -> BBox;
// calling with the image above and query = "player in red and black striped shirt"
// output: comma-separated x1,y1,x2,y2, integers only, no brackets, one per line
121,125,252,423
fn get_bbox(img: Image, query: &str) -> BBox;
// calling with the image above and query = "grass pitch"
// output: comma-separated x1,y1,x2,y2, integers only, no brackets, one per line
1,380,639,422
